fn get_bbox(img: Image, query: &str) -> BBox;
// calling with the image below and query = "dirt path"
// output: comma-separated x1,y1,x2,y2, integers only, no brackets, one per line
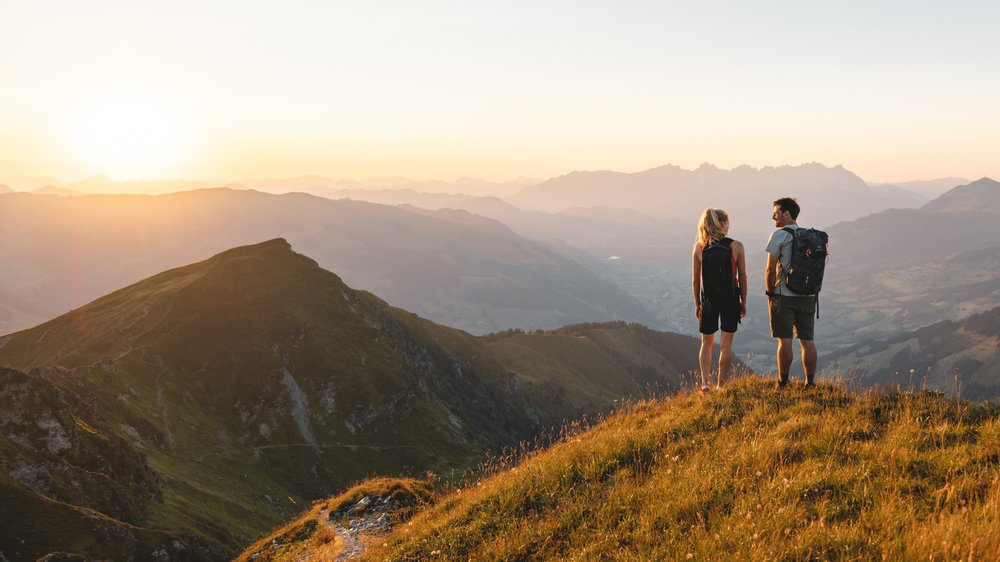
319,508,365,561
320,496,395,561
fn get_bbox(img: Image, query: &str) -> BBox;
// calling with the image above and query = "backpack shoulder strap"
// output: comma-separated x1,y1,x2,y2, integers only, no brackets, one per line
729,239,739,294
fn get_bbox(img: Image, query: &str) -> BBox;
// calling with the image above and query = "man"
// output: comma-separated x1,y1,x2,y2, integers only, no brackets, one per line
765,197,817,388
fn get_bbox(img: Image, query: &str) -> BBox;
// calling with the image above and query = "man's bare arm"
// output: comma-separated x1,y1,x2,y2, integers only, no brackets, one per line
765,253,779,296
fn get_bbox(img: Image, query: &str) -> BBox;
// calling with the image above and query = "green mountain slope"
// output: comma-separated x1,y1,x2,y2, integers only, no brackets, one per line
0,240,700,560
486,323,698,419
827,305,1000,399
248,378,1000,561
0,367,198,560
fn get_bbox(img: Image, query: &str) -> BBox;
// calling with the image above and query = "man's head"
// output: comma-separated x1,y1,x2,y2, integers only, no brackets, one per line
772,197,800,227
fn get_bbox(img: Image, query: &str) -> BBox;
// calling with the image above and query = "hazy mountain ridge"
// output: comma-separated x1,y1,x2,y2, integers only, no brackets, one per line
510,163,925,237
303,188,693,331
0,188,653,335
0,176,65,192
319,189,690,264
922,177,1000,213
868,177,971,199
0,239,701,560
237,176,536,198
29,185,85,196
819,177,1000,347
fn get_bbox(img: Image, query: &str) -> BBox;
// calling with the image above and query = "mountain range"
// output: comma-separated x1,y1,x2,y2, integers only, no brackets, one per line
818,178,1000,349
509,163,926,239
0,239,702,560
0,174,537,198
868,177,971,199
0,188,654,335
237,176,536,198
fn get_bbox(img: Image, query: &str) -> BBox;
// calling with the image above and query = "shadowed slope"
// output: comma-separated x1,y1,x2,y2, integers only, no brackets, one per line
0,239,700,560
0,239,539,559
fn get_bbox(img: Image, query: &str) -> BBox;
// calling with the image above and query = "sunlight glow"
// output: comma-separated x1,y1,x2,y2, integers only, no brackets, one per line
69,97,190,180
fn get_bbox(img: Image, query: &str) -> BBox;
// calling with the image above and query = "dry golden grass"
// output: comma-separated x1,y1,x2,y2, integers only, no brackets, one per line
234,477,433,562
360,377,1000,561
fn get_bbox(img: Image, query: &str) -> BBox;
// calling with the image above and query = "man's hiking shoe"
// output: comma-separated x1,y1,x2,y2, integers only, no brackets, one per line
776,380,788,389
804,382,816,389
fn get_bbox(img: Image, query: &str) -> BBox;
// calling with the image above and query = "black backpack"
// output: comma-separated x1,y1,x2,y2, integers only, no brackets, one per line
701,237,739,303
782,227,829,311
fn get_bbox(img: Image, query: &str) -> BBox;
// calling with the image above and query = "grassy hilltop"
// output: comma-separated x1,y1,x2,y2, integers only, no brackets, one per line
242,377,1000,561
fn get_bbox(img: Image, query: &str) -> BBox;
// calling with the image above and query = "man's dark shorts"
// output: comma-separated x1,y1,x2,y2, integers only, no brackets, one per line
700,298,741,334
769,295,815,340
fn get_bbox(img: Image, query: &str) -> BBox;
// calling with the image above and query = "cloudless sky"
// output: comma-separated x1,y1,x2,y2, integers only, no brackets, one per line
2,0,997,182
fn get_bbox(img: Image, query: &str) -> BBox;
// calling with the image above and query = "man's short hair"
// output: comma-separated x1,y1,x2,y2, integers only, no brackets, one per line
773,197,800,220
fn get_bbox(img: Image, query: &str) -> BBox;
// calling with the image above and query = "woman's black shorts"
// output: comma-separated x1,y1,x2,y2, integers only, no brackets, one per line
699,299,741,334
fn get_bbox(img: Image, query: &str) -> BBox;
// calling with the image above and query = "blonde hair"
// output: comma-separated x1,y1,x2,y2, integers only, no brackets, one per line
696,208,729,248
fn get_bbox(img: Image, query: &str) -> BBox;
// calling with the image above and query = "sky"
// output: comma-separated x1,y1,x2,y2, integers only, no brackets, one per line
2,0,998,183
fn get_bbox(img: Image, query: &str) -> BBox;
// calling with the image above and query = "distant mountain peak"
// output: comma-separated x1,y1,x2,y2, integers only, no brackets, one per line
923,177,1000,213
510,161,899,227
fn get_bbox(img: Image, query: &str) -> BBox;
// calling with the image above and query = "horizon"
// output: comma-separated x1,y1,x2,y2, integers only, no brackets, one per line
2,1,998,184
0,162,987,193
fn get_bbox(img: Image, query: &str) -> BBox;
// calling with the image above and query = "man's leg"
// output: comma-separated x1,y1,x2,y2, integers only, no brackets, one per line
793,297,817,386
769,296,795,388
718,331,734,387
800,339,817,385
699,333,715,387
776,338,793,387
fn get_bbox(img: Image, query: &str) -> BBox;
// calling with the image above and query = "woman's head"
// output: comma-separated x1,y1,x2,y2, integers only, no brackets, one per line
697,208,729,247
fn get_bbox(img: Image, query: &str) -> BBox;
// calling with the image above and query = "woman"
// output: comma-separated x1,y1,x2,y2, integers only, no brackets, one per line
691,208,747,392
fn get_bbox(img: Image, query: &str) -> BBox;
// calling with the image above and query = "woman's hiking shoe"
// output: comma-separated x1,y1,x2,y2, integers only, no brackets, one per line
700,385,711,394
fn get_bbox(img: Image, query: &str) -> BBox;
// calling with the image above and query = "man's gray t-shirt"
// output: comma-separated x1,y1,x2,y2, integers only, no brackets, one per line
765,225,811,296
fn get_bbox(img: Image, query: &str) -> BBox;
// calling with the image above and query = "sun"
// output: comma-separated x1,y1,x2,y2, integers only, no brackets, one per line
69,96,190,180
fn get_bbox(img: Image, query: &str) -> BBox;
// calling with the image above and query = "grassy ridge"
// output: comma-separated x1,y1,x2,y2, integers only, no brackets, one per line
235,477,433,562
358,378,1000,560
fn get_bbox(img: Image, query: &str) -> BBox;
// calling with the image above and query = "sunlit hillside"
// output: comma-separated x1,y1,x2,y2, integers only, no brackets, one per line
243,378,1000,561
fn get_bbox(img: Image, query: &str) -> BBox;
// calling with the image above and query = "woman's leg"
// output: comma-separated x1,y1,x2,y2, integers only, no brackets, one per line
699,333,715,387
718,331,734,387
